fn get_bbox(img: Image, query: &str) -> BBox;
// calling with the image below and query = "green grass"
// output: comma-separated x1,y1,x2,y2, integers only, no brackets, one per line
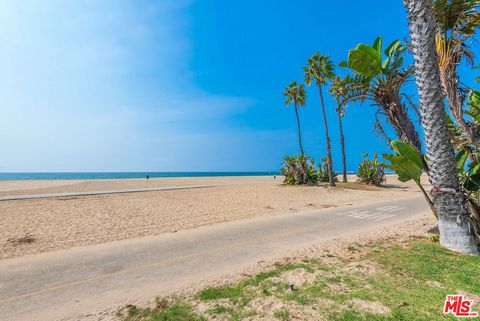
273,308,290,320
119,239,480,321
197,262,313,302
121,303,206,321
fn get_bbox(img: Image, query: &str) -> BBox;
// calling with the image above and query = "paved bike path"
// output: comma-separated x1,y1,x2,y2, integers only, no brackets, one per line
0,184,221,201
0,195,428,321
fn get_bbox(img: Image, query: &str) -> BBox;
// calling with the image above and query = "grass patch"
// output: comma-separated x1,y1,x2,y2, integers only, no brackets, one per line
197,262,313,302
121,303,206,321
120,239,480,321
153,304,206,321
207,304,230,315
198,286,243,301
273,308,290,320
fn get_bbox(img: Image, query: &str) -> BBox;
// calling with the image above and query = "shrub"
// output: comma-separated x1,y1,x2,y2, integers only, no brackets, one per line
357,153,386,186
281,154,319,185
317,156,338,183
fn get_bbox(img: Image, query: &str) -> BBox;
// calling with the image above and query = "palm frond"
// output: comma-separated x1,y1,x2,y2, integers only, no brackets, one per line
433,0,480,39
283,80,306,107
373,110,393,147
304,53,335,86
335,74,371,106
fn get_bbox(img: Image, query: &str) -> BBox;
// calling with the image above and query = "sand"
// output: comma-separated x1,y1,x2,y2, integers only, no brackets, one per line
0,175,426,260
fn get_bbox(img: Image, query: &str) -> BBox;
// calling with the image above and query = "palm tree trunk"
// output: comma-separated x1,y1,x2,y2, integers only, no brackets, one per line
338,106,347,182
318,85,336,187
384,97,423,155
403,0,478,254
294,102,304,155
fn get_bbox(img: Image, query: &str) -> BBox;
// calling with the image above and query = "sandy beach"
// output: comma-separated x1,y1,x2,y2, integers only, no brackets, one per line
0,175,425,260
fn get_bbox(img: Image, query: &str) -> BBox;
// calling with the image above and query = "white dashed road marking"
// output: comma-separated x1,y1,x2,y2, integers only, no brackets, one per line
336,205,406,221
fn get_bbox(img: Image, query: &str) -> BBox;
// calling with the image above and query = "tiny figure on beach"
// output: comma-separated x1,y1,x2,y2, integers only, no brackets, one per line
146,175,150,179
274,175,276,179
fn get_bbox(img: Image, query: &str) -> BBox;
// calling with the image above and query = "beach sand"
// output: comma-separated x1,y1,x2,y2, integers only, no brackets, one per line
0,175,427,260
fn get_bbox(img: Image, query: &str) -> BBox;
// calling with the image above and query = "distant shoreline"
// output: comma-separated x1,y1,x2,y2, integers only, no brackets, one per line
0,171,391,181
0,172,282,181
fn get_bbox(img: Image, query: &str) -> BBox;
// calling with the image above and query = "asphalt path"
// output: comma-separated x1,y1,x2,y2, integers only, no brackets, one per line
0,184,222,201
0,194,428,321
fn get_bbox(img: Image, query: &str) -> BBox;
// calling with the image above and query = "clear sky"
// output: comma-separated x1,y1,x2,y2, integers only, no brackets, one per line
0,1,477,172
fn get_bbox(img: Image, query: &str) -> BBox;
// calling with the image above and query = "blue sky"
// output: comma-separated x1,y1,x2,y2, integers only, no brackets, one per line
0,1,477,172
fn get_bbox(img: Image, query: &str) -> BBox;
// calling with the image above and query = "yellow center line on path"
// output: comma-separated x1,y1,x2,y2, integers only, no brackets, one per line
0,221,333,304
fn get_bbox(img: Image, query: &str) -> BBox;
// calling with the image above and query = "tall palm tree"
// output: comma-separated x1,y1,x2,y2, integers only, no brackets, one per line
283,81,306,155
329,76,348,182
403,0,478,254
304,53,336,187
338,37,423,155
433,0,480,147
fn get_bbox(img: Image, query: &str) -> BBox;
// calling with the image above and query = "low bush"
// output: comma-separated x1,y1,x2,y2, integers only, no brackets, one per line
357,153,386,186
281,154,319,185
317,156,338,183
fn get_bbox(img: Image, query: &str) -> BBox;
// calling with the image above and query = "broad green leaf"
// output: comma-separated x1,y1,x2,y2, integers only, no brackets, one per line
384,153,411,182
391,140,423,169
465,173,480,192
383,154,422,182
468,89,480,110
456,150,468,171
382,57,390,70
382,154,395,161
445,112,455,125
390,56,404,71
467,90,480,123
344,44,382,80
372,37,382,57
470,163,480,174
386,163,412,182
384,40,401,57
445,113,457,129
392,156,423,180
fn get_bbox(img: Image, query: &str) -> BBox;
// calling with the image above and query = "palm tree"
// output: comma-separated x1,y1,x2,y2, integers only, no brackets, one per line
433,0,480,148
338,37,423,155
330,76,348,182
304,53,336,187
403,0,478,254
283,81,306,155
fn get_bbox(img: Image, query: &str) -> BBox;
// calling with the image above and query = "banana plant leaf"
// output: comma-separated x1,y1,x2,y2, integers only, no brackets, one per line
456,149,468,171
391,140,423,169
339,44,381,80
383,140,423,183
466,89,480,123
464,173,480,192
383,154,422,183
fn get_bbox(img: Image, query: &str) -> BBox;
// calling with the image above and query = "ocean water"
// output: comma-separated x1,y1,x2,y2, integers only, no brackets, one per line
0,172,280,181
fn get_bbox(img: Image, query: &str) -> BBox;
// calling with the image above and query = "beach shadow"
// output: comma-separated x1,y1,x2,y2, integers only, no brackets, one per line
381,184,409,190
